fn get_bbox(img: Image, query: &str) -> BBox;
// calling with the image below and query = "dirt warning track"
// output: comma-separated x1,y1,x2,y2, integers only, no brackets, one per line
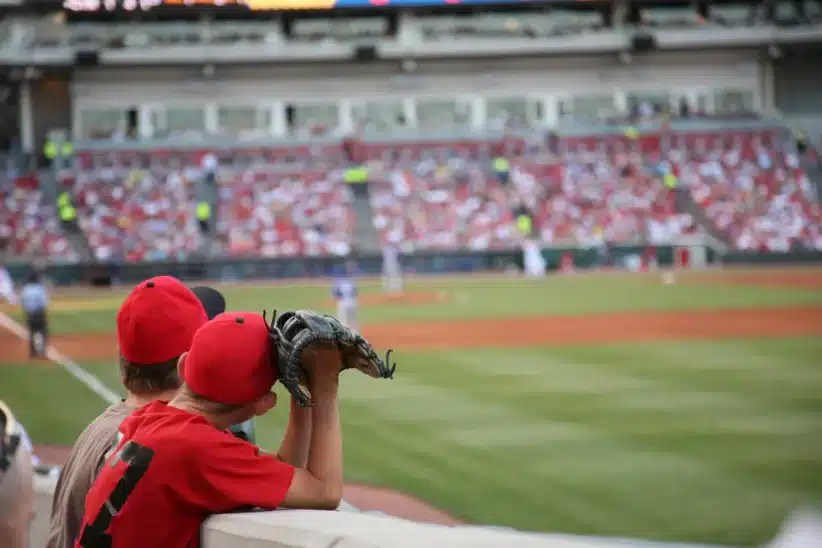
364,306,822,350
3,306,821,363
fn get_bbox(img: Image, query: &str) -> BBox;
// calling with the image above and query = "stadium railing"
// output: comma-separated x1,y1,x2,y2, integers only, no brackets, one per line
65,117,787,154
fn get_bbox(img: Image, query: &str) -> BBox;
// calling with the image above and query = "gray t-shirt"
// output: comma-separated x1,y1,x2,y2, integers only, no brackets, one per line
46,402,135,548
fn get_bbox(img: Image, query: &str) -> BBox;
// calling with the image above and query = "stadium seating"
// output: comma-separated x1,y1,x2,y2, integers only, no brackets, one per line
64,144,355,260
366,140,695,250
367,156,515,251
0,174,80,261
6,124,817,263
217,165,355,258
64,165,204,263
525,149,695,247
670,132,822,252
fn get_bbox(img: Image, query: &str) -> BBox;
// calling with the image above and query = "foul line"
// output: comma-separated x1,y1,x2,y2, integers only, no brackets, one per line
0,311,120,405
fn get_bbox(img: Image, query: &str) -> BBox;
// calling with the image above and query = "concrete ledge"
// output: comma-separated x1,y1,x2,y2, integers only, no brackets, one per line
33,472,732,548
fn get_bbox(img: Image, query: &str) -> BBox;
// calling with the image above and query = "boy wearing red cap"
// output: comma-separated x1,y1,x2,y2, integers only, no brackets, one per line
75,312,343,548
47,277,226,548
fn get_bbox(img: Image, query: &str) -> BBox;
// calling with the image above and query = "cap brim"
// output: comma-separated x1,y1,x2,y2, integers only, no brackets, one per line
190,286,227,320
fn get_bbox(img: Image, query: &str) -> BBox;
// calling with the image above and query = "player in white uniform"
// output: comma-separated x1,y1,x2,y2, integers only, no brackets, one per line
0,266,17,305
522,239,546,277
332,265,359,331
381,240,403,293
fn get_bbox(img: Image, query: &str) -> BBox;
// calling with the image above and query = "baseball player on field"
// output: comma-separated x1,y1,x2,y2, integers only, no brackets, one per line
48,277,226,548
75,310,395,548
20,272,49,358
522,238,546,278
381,239,403,293
0,265,17,306
332,261,359,330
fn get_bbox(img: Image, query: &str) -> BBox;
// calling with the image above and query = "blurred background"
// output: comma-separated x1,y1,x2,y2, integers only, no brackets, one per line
0,0,821,546
0,0,821,269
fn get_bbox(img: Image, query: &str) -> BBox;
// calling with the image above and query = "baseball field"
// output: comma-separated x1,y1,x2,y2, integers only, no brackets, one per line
1,266,821,546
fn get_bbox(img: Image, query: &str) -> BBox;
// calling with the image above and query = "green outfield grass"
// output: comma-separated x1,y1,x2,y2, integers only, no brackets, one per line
2,337,821,546
1,270,821,545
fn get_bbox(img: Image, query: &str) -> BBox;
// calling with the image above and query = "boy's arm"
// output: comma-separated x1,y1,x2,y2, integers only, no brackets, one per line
281,348,343,510
275,398,311,468
193,349,342,512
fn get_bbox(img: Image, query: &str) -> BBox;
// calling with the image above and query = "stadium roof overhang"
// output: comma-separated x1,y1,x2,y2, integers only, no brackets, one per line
2,23,822,68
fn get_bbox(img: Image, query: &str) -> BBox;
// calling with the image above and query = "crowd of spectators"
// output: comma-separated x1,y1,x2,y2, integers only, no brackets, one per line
49,145,355,261
522,151,695,248
0,174,79,261
2,127,819,263
366,147,696,252
62,164,204,262
367,154,516,251
216,166,354,257
673,137,821,252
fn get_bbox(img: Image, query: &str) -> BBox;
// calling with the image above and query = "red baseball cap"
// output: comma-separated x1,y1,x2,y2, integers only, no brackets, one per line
182,312,277,405
117,276,209,365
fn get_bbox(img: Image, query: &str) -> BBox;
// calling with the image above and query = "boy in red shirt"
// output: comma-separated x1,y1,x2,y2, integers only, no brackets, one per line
75,312,343,548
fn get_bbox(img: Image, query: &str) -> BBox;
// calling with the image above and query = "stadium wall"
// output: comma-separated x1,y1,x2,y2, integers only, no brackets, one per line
8,247,822,286
30,475,719,548
9,248,822,286
6,245,686,285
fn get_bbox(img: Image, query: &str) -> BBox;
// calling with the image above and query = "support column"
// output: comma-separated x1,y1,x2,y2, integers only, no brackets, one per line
19,81,34,154
270,101,286,136
138,105,153,139
759,57,775,115
543,95,559,128
470,95,484,131
204,103,218,135
339,99,355,134
402,97,416,129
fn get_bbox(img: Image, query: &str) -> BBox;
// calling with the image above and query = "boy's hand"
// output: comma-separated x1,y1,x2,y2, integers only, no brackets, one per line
302,346,342,392
270,310,396,408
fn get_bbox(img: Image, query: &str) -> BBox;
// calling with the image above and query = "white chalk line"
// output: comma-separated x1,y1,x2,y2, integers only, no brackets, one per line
0,311,120,405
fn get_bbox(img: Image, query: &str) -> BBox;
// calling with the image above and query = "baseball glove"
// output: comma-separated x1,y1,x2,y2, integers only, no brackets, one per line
265,310,396,407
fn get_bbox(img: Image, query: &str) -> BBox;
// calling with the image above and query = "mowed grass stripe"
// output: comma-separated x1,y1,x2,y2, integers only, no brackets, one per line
331,337,821,545
338,400,635,534
283,373,665,533
0,363,117,445
433,340,822,491
416,346,815,479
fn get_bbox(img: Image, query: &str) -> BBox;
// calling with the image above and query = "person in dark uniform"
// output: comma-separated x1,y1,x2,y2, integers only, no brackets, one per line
20,272,48,359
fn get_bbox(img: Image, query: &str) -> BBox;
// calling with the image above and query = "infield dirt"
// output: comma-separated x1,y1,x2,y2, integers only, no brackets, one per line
3,306,821,363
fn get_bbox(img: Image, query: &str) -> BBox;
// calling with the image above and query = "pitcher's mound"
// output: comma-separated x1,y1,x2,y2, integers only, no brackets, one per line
324,291,449,307
359,291,449,306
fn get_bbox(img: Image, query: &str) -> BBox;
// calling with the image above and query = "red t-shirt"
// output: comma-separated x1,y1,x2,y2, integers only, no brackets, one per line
74,401,295,548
